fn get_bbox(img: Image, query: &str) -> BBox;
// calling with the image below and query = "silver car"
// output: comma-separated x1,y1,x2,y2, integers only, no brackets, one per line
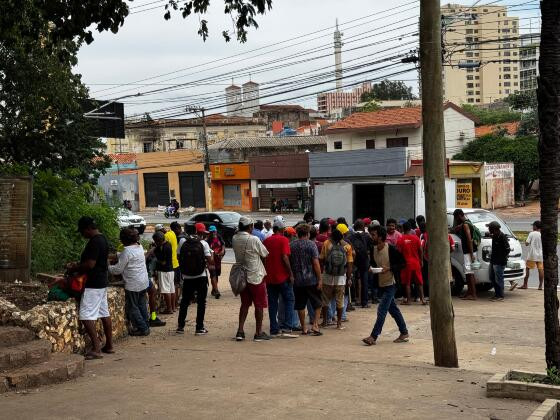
447,208,525,295
117,209,146,234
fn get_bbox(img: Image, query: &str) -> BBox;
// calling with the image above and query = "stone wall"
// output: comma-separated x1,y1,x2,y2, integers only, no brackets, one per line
0,287,127,353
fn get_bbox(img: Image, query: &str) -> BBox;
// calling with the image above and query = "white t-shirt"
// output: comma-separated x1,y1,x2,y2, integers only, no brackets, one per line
182,240,213,279
108,245,150,292
526,231,543,262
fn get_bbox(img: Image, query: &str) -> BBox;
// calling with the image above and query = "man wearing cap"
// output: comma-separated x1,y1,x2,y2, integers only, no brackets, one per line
487,221,511,301
176,223,214,335
232,216,271,341
263,219,296,337
67,217,113,359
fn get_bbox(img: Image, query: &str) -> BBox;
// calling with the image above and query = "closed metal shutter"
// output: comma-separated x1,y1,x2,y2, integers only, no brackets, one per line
144,173,169,207
223,184,242,207
179,172,205,208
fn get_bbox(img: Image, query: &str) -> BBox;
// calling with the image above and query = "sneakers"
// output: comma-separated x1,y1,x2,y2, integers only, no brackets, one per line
235,331,245,341
149,317,166,327
195,328,209,336
130,329,150,336
176,327,185,334
490,296,504,302
254,332,272,342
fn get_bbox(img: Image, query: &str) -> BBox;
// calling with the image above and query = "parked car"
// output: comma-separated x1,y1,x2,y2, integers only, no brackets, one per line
117,209,146,234
184,211,241,247
447,208,525,295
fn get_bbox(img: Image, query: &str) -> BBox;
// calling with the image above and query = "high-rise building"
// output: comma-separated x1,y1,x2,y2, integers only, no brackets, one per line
441,4,520,104
317,82,372,115
225,84,242,116
242,81,260,117
519,33,539,92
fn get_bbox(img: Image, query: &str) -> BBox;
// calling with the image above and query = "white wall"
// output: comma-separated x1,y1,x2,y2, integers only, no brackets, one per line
313,182,353,222
327,128,421,152
443,107,476,158
414,178,457,217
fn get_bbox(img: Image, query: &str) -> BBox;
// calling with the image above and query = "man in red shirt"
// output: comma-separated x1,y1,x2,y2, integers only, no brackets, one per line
397,222,425,305
263,219,295,337
315,218,330,253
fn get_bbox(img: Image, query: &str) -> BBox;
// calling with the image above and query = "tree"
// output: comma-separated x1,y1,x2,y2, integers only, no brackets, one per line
361,80,416,102
506,91,539,136
537,0,560,371
453,134,539,200
360,100,381,112
461,104,521,126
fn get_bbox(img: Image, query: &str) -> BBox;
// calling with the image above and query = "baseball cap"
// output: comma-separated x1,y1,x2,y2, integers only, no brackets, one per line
77,216,96,232
486,221,501,230
208,225,217,232
195,222,209,234
363,217,372,226
239,216,254,228
336,223,349,235
371,219,381,227
155,223,165,231
273,219,285,229
285,226,296,236
273,215,285,223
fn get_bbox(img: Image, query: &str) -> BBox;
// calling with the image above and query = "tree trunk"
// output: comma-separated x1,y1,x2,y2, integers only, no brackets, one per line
420,0,459,368
538,0,560,370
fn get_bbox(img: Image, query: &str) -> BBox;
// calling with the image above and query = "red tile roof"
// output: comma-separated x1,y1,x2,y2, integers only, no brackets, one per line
259,104,306,112
326,102,477,133
107,153,137,164
475,121,519,137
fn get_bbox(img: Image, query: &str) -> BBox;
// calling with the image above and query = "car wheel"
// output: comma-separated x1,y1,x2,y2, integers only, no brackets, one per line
164,213,169,219
175,212,180,219
137,226,145,234
451,268,465,296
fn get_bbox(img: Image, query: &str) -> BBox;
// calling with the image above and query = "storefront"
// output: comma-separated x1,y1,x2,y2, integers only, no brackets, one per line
249,154,310,211
210,163,252,211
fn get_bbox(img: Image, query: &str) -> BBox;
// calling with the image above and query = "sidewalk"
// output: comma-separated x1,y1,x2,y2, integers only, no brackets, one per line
2,267,545,419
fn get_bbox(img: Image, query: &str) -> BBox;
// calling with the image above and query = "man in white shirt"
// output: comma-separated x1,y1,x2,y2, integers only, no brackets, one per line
232,216,270,342
177,223,214,335
261,219,273,239
109,228,150,336
520,220,544,290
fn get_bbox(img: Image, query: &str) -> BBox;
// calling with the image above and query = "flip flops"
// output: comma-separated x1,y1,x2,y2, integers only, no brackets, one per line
85,352,103,360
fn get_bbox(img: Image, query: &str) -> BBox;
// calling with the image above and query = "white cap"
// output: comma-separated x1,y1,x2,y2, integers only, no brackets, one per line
273,219,285,229
155,224,165,231
239,216,254,228
273,215,285,223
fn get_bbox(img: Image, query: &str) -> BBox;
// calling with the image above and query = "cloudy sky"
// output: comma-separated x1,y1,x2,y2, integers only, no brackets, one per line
76,0,541,120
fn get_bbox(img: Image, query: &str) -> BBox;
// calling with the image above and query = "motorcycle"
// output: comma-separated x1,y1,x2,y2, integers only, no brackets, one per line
164,206,180,219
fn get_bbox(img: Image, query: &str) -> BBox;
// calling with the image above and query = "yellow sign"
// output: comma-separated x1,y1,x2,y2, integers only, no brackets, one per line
456,182,473,208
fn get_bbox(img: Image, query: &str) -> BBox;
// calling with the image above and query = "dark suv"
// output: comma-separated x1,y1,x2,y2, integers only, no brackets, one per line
184,211,241,247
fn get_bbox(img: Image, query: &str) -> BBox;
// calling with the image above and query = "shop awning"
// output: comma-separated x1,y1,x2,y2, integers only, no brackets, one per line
258,181,309,189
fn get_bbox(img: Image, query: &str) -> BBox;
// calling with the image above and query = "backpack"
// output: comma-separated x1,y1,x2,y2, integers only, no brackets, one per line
179,236,206,276
325,241,347,276
347,232,369,270
465,220,482,248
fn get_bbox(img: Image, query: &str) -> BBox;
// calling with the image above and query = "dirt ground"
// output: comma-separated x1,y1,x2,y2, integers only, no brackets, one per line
2,265,548,419
494,201,540,218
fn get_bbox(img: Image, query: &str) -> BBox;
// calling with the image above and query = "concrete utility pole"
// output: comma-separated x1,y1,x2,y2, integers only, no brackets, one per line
187,106,212,211
419,0,458,368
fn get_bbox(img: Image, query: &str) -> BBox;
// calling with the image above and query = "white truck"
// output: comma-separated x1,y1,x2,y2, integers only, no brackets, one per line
447,208,526,295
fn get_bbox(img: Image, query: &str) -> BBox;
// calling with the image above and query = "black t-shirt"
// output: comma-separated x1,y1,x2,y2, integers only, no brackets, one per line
80,234,109,289
154,242,174,272
491,232,510,266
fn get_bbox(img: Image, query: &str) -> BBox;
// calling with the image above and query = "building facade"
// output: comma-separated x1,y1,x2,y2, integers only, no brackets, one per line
317,82,372,115
325,103,476,159
97,154,139,211
210,163,252,212
253,105,312,133
106,115,267,154
519,33,539,92
441,4,520,104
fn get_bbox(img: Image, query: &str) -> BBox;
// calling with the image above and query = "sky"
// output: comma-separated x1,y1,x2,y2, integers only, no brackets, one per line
76,0,541,120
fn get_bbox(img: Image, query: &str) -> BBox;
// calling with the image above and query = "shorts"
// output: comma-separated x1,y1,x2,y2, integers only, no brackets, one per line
240,281,268,309
400,264,423,286
174,268,182,285
158,271,176,294
209,255,222,277
294,285,323,311
527,260,544,270
79,288,110,321
321,284,345,309
464,254,475,275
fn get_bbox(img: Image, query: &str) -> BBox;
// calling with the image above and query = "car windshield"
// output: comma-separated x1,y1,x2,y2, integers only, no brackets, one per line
466,212,514,237
219,213,240,224
118,209,132,217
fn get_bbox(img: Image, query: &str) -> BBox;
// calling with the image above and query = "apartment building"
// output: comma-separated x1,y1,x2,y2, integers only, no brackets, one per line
441,4,520,104
519,33,539,92
317,82,372,116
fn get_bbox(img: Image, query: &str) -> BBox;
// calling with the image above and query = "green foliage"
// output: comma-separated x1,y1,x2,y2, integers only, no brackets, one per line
453,134,539,199
360,80,416,102
461,104,521,126
546,367,560,386
30,172,119,274
360,100,381,112
506,91,539,136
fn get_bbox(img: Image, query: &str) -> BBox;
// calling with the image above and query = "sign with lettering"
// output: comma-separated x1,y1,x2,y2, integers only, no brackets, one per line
0,177,32,281
456,181,473,208
224,167,235,176
485,163,514,179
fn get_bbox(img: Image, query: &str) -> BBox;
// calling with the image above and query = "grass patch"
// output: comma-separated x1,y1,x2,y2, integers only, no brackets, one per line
513,231,560,243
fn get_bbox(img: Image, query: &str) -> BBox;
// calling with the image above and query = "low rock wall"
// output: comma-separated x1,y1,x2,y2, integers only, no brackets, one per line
0,287,127,353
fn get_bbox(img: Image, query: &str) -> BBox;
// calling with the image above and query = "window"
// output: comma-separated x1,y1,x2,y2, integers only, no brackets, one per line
466,29,473,34
476,99,481,103
467,75,473,80
366,139,375,149
467,98,474,103
467,91,474,96
223,184,242,207
475,76,480,80
504,82,511,87
504,73,511,79
466,52,473,57
334,141,342,150
467,83,474,88
386,137,408,148
505,89,510,94
514,82,518,86
475,83,480,87
503,66,511,72
475,91,480,95
175,140,185,149
504,20,509,25
143,142,154,153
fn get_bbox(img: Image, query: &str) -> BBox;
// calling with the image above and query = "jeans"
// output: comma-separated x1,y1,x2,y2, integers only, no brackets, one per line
329,294,348,321
267,281,295,334
490,264,505,298
125,290,150,333
178,276,208,330
356,267,370,306
370,284,408,339
278,294,299,329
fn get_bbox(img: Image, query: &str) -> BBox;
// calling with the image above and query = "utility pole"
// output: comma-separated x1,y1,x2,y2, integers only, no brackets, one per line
537,0,560,370
187,106,212,211
419,0,458,368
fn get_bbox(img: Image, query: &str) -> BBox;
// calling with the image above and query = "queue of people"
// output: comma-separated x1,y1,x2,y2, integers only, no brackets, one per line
63,208,543,358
